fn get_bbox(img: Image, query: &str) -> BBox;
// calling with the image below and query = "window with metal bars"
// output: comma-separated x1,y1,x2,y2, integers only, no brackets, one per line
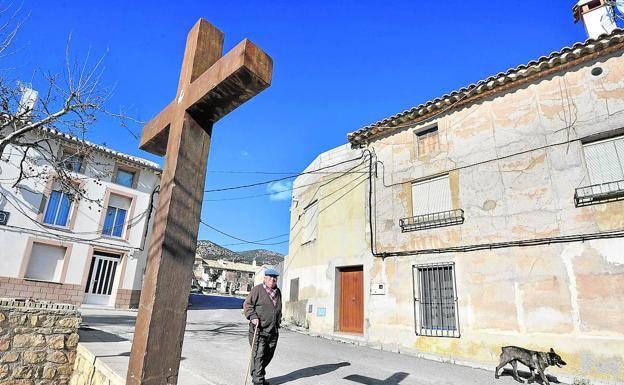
413,263,459,337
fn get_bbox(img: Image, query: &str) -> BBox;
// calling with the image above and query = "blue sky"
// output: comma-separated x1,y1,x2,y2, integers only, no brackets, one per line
9,1,592,254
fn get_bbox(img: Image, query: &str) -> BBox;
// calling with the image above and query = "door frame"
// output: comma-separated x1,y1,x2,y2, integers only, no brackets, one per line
335,265,364,334
82,250,123,306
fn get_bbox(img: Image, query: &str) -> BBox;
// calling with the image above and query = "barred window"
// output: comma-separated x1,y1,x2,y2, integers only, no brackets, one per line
413,263,459,337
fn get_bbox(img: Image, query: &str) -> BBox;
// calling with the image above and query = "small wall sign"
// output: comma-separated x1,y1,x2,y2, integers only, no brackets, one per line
0,210,9,225
370,282,386,295
316,307,326,317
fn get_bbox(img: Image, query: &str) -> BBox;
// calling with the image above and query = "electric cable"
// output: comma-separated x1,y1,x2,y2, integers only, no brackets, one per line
204,161,369,202
203,151,366,193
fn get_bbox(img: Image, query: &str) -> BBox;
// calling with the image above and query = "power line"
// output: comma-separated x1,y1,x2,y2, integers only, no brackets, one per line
0,192,149,250
203,151,367,193
199,220,289,246
206,170,367,175
203,162,369,202
220,232,288,247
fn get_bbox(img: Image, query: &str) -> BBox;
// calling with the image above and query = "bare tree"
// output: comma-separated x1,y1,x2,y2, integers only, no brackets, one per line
0,4,137,206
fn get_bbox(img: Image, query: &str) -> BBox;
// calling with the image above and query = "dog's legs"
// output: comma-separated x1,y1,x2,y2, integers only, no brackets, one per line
538,368,550,385
495,357,511,379
511,360,524,383
527,368,536,384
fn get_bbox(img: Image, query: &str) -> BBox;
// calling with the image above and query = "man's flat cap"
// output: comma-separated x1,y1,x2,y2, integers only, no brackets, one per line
264,268,280,276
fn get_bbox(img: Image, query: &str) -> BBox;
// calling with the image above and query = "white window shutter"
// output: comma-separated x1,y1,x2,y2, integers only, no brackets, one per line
584,140,624,185
411,182,430,216
26,243,66,282
108,194,132,210
412,175,451,216
615,138,624,176
427,175,452,213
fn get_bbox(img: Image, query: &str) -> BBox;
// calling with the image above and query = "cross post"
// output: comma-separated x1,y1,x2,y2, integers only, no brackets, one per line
127,19,272,385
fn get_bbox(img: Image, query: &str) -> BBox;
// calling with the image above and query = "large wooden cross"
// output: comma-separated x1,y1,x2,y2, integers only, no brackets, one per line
127,19,272,385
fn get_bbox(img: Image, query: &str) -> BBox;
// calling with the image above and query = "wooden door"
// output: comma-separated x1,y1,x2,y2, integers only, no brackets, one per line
339,266,363,333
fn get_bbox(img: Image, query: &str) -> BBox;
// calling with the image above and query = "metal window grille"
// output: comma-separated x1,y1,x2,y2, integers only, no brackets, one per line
290,278,299,302
400,209,464,232
574,180,624,206
413,263,460,337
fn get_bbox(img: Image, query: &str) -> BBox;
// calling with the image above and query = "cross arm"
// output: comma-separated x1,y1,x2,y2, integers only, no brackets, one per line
139,101,174,156
184,39,273,128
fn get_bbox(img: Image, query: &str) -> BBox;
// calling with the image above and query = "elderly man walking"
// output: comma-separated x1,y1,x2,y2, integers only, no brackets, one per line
243,268,282,385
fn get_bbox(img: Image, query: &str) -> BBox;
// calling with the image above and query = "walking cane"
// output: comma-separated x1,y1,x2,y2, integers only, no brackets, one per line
243,322,259,385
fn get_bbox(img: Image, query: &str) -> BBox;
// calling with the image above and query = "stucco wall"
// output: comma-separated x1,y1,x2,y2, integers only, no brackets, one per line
284,51,624,383
0,135,159,307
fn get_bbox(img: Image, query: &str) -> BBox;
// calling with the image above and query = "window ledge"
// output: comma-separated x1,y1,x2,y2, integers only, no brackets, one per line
23,278,63,285
575,180,624,207
300,239,316,246
416,329,460,338
400,209,464,232
41,223,73,233
100,234,130,243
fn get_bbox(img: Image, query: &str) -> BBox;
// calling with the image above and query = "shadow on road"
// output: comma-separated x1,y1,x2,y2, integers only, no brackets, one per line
267,362,351,384
81,315,137,327
498,368,560,384
344,372,409,385
78,327,128,342
188,294,245,310
185,322,248,338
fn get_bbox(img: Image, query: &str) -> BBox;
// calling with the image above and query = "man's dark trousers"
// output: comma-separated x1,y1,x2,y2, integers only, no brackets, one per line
249,329,278,384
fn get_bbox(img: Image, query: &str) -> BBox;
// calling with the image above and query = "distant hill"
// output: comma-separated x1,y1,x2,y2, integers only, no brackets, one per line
196,240,284,266
237,249,284,266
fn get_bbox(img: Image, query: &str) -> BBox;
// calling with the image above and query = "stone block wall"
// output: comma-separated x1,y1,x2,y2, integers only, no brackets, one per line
0,299,81,385
0,277,84,305
69,345,124,385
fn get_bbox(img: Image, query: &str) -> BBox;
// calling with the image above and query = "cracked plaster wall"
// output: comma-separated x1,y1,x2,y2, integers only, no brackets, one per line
283,53,624,383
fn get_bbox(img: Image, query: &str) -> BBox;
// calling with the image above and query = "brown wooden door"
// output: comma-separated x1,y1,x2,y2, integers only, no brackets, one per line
339,266,363,333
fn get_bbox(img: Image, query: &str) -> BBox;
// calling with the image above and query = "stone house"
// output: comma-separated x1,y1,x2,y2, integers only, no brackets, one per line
193,258,257,295
283,9,624,385
0,128,161,308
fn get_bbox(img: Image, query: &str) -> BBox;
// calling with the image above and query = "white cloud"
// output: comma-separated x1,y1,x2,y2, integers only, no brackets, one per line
240,150,249,157
266,180,292,201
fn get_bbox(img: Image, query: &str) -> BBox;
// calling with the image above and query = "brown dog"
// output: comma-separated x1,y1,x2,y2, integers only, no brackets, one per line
495,346,566,384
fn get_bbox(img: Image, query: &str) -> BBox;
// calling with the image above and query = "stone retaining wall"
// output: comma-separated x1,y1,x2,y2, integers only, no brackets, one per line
0,299,81,385
69,344,124,385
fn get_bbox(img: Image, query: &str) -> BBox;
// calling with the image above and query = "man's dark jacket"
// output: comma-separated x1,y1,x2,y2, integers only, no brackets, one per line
243,284,282,334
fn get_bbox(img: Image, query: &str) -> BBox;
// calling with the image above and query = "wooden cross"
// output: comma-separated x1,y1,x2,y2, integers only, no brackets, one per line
127,19,272,385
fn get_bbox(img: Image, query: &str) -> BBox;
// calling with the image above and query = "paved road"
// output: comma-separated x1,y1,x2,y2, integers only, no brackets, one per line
79,295,550,385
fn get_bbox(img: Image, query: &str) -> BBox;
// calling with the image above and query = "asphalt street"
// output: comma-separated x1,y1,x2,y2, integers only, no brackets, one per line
79,294,549,385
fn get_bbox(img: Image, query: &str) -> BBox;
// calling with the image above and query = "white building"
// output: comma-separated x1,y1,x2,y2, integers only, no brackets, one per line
0,128,161,308
194,258,257,295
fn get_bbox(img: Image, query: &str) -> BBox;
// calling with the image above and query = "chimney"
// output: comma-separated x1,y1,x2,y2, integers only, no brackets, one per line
573,0,617,39
18,84,38,119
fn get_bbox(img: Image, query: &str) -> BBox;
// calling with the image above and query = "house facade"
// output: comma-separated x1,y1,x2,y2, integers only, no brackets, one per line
0,128,161,308
283,28,624,384
194,258,257,295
